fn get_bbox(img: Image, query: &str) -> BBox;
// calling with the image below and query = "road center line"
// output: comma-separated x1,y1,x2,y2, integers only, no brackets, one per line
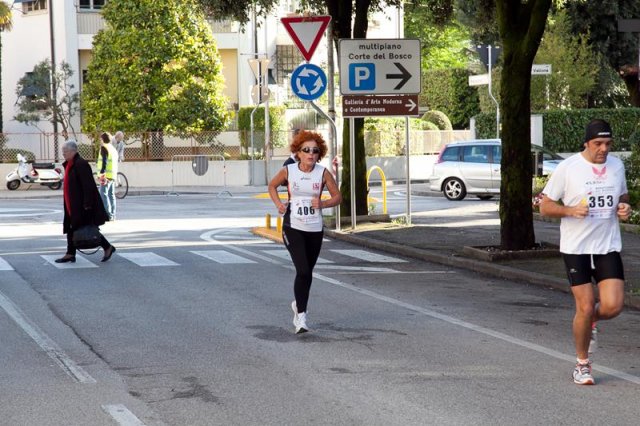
101,404,146,426
202,228,640,386
0,290,96,384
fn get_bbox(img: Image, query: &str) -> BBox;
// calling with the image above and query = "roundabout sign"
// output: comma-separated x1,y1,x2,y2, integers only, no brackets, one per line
290,63,327,101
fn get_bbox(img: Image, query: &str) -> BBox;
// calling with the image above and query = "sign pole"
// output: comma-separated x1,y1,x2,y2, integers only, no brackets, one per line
350,118,356,229
310,101,340,231
405,116,411,225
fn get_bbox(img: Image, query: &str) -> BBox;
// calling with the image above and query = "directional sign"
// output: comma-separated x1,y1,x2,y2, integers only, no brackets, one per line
342,95,420,118
468,73,490,86
249,58,270,80
339,39,421,95
251,84,269,104
281,15,331,62
291,63,327,101
531,64,552,75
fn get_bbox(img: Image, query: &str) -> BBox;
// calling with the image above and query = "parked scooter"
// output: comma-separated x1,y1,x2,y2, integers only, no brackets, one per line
6,153,64,190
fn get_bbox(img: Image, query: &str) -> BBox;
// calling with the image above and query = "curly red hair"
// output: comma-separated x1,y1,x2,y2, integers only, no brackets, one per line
290,130,328,161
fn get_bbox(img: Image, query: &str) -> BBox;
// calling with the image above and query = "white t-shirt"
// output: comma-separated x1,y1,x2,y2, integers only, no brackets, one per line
543,153,628,254
284,163,325,232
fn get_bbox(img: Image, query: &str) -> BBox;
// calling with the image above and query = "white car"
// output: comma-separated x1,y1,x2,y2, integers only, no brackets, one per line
429,139,563,201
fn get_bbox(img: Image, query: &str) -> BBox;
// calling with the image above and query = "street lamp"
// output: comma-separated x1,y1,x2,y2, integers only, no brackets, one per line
477,44,501,138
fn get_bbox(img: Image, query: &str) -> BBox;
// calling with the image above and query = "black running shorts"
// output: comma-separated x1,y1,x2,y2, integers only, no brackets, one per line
562,252,625,286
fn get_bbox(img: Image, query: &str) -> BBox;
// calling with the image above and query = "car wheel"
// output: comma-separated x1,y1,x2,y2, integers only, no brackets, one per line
477,195,493,200
6,180,20,190
443,178,466,201
48,181,62,190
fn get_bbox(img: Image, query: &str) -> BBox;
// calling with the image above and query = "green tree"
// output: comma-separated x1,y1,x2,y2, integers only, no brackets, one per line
405,3,469,70
0,0,13,133
563,1,640,106
82,0,230,139
14,60,80,135
497,0,552,250
530,10,599,110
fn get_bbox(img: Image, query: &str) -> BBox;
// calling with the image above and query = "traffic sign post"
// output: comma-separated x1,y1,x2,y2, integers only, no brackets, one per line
339,39,421,95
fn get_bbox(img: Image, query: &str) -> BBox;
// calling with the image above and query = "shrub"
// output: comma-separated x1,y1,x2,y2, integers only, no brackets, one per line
475,108,640,152
237,106,286,155
421,110,453,131
420,68,480,129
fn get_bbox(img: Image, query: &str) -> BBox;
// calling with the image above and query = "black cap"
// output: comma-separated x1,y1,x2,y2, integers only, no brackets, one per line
584,119,612,143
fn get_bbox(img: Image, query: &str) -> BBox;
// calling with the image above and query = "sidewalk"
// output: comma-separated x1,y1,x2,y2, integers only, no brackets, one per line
325,184,640,310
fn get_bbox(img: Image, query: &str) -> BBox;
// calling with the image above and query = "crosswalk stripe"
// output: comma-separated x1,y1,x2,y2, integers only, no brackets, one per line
191,250,257,264
41,255,98,269
261,249,333,264
330,249,407,263
0,256,14,271
117,252,179,267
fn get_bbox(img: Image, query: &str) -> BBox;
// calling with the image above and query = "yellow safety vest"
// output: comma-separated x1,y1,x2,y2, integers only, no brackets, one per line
96,146,115,179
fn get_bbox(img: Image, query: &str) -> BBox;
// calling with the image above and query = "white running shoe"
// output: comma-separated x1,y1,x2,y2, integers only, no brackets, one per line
573,362,595,385
291,301,308,334
588,324,598,354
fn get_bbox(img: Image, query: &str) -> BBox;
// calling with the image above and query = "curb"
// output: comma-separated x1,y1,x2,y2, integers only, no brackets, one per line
324,229,640,310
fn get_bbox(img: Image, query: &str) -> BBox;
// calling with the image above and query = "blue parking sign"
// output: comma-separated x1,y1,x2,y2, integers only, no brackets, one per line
349,63,375,91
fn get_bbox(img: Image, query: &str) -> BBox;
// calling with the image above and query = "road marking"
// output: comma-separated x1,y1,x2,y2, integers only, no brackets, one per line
0,208,62,218
0,256,14,271
261,249,333,264
0,289,96,383
118,252,179,267
191,250,257,264
202,228,640,385
315,265,395,273
331,249,407,263
42,255,98,269
101,404,146,426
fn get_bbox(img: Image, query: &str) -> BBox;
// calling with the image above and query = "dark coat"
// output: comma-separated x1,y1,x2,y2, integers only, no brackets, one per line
62,153,108,234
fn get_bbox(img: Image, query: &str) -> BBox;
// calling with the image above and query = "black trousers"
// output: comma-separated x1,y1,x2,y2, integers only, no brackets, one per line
66,229,110,256
283,226,324,313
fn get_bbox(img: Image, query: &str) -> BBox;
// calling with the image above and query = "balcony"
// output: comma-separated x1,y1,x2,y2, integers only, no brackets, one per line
208,19,240,34
77,11,105,35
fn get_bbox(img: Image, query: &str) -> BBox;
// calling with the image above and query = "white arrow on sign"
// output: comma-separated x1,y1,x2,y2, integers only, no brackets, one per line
405,98,417,112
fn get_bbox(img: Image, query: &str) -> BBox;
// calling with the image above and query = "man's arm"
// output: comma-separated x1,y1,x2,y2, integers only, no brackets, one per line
539,195,588,219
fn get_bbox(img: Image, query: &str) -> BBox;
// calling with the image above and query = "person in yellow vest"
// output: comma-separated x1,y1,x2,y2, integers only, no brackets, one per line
97,132,119,221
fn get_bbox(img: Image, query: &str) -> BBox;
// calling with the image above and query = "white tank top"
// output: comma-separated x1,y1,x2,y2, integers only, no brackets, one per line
284,163,325,232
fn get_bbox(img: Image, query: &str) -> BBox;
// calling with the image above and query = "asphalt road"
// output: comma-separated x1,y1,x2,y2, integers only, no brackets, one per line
1,191,639,425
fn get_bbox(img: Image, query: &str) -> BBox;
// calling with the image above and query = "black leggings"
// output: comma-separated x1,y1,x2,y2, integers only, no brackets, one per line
66,229,111,256
283,226,323,313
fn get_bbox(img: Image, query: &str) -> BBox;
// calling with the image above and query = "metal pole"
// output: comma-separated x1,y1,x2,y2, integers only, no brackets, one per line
349,118,356,229
405,116,411,225
310,101,339,230
487,45,500,138
250,105,259,185
264,19,270,184
48,0,59,161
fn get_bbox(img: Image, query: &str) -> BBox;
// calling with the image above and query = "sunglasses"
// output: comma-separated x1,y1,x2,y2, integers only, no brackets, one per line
300,147,320,154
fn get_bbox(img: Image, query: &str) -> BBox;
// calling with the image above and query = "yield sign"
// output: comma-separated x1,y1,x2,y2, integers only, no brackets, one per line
281,15,331,62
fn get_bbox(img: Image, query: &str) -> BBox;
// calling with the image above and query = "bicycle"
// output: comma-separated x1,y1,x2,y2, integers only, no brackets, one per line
115,171,129,199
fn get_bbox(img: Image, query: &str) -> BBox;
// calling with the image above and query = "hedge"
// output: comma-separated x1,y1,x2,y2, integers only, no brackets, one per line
1,148,35,163
237,105,287,154
474,108,640,152
420,68,480,129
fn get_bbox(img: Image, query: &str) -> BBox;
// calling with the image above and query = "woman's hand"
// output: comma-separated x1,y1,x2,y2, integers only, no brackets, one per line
277,201,288,215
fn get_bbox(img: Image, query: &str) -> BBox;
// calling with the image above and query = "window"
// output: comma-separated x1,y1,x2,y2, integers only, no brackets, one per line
441,146,460,162
491,146,501,163
462,145,489,163
79,0,106,10
22,0,47,13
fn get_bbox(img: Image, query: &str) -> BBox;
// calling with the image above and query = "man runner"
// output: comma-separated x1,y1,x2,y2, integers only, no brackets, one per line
540,119,631,385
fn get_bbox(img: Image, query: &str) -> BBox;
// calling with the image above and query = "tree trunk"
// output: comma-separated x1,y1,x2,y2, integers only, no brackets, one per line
336,0,371,216
496,0,551,250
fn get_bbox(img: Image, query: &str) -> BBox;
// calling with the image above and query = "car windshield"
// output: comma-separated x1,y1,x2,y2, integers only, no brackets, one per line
533,145,563,161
